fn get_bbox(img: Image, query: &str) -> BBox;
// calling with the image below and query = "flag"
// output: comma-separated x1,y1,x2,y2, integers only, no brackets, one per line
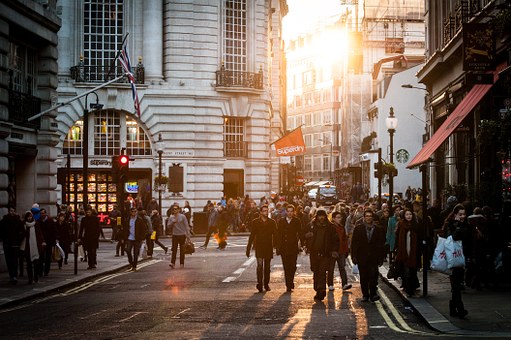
119,45,141,118
273,127,306,157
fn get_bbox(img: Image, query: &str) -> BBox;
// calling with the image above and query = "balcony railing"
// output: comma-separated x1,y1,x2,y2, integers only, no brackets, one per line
224,141,248,158
70,65,144,84
8,90,41,129
216,66,263,90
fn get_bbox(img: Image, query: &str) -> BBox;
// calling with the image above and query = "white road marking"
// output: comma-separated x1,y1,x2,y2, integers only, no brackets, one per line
119,311,149,322
222,257,256,282
171,308,190,319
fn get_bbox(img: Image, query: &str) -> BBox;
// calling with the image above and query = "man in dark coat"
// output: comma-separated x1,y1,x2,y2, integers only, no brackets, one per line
351,208,386,302
37,208,57,276
124,207,149,271
78,207,101,269
0,207,25,284
276,204,303,292
246,204,277,292
305,209,339,301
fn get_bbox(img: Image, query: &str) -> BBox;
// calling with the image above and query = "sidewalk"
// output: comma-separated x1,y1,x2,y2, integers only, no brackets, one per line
379,263,511,337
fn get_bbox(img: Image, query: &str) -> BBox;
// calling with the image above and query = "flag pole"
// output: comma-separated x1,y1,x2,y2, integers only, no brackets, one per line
105,33,130,81
27,74,126,122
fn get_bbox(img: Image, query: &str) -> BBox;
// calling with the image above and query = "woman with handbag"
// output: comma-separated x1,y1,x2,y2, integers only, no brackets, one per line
167,205,191,269
394,208,421,297
442,204,470,318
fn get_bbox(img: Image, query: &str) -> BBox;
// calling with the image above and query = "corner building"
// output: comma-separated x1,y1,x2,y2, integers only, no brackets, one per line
55,0,288,219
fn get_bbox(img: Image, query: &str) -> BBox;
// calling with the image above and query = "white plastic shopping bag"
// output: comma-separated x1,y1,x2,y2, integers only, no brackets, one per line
352,264,359,274
140,241,148,260
444,235,465,269
430,237,451,274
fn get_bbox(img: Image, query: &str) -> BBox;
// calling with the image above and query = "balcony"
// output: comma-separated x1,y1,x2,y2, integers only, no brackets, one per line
8,90,41,129
70,65,144,84
216,65,263,92
224,141,248,158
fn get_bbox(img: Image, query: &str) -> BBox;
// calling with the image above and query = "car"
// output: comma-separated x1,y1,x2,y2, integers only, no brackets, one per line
307,188,318,200
316,185,340,207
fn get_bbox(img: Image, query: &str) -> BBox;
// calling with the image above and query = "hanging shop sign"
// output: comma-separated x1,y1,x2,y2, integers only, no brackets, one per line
463,23,495,71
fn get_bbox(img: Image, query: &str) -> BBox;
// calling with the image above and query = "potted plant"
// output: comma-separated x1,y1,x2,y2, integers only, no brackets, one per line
154,175,168,192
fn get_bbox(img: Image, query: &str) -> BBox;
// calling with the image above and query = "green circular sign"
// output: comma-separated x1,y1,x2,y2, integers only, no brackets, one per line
396,149,409,163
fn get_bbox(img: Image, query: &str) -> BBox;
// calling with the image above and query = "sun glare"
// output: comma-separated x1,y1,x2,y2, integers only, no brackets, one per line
311,27,349,70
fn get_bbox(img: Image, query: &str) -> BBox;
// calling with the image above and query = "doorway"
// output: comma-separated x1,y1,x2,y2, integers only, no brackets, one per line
224,169,244,199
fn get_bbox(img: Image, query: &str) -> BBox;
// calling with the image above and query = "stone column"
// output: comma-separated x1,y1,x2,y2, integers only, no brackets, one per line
143,0,163,83
0,19,10,216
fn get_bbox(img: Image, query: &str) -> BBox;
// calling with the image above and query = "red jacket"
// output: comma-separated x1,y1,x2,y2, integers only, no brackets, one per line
334,223,349,255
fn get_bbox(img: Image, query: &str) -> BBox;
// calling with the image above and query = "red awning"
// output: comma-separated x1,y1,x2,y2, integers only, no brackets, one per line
407,66,504,169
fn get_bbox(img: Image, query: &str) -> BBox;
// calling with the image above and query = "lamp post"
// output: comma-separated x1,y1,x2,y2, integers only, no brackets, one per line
157,134,164,216
386,107,398,211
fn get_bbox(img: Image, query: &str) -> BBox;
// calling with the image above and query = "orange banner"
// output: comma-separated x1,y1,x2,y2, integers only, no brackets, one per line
274,127,306,157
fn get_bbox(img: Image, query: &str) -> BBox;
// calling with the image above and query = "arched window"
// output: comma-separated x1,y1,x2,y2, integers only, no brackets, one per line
64,111,151,156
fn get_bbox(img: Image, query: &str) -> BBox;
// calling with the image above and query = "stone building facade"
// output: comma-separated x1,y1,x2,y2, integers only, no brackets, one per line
55,0,288,220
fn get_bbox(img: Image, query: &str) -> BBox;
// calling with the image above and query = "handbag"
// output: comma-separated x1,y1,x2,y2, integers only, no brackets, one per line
184,237,195,255
150,231,156,240
352,264,359,274
51,245,62,262
444,235,465,269
140,241,148,259
431,236,451,274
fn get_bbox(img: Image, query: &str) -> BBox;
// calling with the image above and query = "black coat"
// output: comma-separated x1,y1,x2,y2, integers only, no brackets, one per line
38,217,57,247
308,219,339,257
79,215,101,249
276,217,303,256
0,214,24,246
247,216,277,259
351,222,386,266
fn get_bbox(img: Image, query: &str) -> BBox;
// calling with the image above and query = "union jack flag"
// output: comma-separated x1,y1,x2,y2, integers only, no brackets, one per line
119,45,141,118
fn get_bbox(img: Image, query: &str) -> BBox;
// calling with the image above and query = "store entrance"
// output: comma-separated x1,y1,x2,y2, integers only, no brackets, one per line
224,169,244,199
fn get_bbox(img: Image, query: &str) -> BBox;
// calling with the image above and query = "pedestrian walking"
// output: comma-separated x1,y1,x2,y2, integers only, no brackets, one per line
19,211,45,284
124,207,149,271
200,202,219,249
305,209,339,301
167,204,191,268
150,210,168,254
276,204,303,292
55,212,73,267
37,208,57,277
351,208,386,302
394,207,421,297
109,204,122,244
246,205,277,292
0,207,25,284
78,207,101,270
442,203,469,318
329,211,352,291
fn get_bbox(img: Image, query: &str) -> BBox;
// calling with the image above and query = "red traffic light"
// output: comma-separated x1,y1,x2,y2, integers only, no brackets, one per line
119,155,129,164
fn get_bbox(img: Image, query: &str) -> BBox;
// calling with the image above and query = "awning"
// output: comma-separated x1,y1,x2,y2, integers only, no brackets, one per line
407,65,504,168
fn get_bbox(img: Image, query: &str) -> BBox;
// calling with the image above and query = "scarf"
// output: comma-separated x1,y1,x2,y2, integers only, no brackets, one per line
21,221,39,262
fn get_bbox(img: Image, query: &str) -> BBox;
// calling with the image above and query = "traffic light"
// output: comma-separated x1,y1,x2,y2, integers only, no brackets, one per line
118,154,129,184
374,161,382,179
111,155,120,182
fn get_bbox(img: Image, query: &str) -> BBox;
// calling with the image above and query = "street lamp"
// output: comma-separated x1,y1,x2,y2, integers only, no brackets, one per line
83,91,103,211
386,107,398,211
157,133,165,217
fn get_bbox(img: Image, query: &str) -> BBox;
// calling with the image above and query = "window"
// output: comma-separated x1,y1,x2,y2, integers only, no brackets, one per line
287,117,294,130
94,111,121,155
304,156,312,172
64,121,84,155
84,1,124,69
305,114,311,127
304,134,312,148
126,118,151,155
313,155,321,171
8,42,36,94
323,155,330,171
313,112,321,126
224,0,247,73
65,111,151,157
224,117,246,157
323,110,332,125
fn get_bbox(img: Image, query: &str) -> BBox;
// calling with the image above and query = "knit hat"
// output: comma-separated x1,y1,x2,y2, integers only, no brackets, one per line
447,196,458,206
316,209,327,217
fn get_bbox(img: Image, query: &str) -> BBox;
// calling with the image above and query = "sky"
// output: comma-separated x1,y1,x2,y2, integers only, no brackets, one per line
283,0,344,41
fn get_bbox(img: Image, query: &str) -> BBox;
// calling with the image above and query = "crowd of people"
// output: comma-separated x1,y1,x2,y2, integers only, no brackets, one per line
1,192,509,314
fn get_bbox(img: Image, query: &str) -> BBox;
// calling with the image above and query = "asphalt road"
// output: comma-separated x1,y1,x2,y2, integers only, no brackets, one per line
0,236,443,339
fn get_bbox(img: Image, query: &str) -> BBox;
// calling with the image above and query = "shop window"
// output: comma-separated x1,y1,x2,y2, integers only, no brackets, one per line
64,120,84,155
